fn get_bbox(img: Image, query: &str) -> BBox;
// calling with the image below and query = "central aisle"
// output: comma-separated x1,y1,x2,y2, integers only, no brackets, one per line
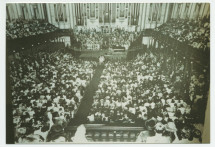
69,64,105,125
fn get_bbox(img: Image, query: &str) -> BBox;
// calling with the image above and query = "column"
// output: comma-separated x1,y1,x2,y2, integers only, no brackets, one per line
137,3,140,26
145,3,150,28
206,4,210,18
132,3,135,25
98,3,100,23
129,4,132,26
40,4,45,19
111,3,112,25
141,4,145,30
171,4,175,19
72,4,76,27
162,3,166,23
68,3,73,28
37,3,43,19
77,4,80,25
95,3,96,19
178,4,183,19
142,4,146,29
199,3,205,19
187,3,193,19
173,4,178,19
102,4,104,25
190,3,196,19
46,4,51,24
202,3,210,18
62,4,66,29
156,4,160,26
138,3,143,30
180,4,186,19
134,3,136,21
26,4,32,19
30,4,34,19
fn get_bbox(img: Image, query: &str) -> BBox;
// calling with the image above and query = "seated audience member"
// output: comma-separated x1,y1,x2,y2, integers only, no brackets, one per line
46,125,66,142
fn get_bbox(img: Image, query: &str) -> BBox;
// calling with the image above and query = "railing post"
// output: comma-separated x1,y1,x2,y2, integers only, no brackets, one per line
113,131,117,142
106,131,109,142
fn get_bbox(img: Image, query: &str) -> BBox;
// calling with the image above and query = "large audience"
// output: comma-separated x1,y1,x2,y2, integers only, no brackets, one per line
8,17,209,143
87,50,208,143
10,49,97,143
154,18,210,50
6,19,59,40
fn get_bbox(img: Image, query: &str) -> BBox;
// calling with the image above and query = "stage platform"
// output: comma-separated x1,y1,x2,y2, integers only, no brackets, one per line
70,47,145,61
77,48,128,61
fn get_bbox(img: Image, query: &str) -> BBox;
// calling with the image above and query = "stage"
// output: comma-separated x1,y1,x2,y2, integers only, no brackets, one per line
75,48,128,61
70,47,145,61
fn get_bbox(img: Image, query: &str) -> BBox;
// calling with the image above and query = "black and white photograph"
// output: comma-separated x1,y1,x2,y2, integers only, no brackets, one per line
4,1,211,144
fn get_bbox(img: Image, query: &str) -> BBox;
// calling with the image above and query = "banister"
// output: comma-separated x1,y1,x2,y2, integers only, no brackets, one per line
65,124,145,142
65,124,144,131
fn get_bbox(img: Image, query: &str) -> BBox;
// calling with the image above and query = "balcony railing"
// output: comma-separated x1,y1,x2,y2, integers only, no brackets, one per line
65,124,144,142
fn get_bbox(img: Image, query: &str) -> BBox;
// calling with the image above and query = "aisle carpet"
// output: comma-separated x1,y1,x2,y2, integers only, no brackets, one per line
69,64,104,126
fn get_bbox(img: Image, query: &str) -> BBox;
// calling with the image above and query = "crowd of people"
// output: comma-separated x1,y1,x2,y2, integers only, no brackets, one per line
9,49,97,143
7,16,209,143
6,19,59,40
109,28,140,49
136,120,202,143
87,49,208,143
154,18,210,50
74,28,103,50
10,48,208,143
73,27,140,50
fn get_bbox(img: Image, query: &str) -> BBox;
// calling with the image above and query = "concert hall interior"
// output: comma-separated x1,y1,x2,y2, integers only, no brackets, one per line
6,3,210,144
